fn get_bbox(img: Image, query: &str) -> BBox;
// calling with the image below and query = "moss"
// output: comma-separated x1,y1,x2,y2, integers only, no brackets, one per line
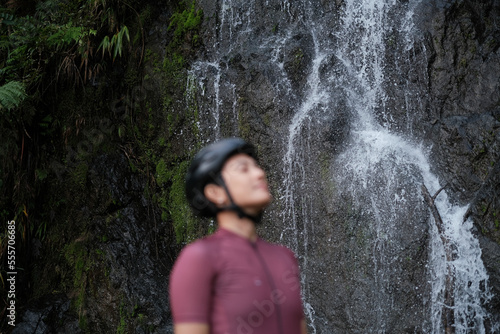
71,162,89,189
115,297,150,333
168,160,198,243
64,239,90,285
166,112,181,137
158,136,166,147
0,1,200,332
162,1,203,106
163,2,203,73
63,237,94,330
116,299,128,334
293,48,304,68
237,98,251,139
263,113,271,127
57,229,110,332
167,3,203,45
163,53,185,78
185,74,200,139
128,160,138,173
155,159,169,186
319,152,336,198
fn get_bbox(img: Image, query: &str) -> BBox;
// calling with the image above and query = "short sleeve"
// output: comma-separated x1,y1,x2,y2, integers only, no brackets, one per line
169,241,215,324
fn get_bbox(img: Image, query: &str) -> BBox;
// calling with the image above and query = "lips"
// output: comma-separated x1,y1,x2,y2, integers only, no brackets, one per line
255,182,269,191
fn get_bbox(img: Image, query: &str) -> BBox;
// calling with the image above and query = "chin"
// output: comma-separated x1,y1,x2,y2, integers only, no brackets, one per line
257,195,272,209
240,193,272,213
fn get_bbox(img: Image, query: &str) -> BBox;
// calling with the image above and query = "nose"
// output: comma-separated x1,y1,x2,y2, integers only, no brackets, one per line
253,164,266,179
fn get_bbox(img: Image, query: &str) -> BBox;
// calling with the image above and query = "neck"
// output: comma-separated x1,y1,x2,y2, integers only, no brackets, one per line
217,210,258,242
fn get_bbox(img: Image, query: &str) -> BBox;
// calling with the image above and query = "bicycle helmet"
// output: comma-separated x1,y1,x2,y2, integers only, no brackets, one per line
185,138,262,222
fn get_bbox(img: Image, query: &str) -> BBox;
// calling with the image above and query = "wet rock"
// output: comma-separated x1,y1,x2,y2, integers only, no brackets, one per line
83,153,173,333
12,294,80,334
282,32,315,92
423,1,500,327
21,0,500,332
190,0,500,332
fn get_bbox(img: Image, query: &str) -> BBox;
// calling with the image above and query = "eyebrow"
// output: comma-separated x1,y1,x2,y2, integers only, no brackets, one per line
225,157,255,169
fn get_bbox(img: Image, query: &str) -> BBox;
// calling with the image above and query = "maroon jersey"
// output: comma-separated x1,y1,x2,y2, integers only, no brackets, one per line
169,228,304,334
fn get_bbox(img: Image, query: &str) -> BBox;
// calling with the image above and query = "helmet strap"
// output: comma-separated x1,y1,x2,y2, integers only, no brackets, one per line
216,177,263,224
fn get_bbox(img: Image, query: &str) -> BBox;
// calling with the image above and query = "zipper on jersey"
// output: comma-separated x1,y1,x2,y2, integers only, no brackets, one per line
251,242,285,334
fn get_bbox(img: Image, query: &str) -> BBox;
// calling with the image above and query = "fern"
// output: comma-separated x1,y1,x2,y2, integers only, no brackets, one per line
47,25,85,49
0,12,17,26
0,81,26,110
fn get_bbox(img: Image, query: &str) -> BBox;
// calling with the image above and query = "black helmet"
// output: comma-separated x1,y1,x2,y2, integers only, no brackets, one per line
185,138,258,219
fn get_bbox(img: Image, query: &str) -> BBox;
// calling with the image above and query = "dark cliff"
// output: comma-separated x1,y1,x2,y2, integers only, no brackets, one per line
1,0,499,333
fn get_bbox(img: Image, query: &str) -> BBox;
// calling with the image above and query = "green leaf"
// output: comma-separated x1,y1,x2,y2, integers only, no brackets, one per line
47,26,84,49
0,81,26,110
0,13,17,26
98,35,111,57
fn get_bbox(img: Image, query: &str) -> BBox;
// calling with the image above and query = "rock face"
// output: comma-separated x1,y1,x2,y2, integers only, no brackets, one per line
423,0,500,327
189,0,500,333
16,153,175,333
84,153,174,333
14,0,499,333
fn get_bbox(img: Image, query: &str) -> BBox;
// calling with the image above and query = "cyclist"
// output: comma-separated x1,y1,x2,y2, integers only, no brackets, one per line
169,138,307,334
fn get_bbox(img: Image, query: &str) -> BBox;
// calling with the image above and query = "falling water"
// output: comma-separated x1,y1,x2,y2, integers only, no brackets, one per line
188,0,497,332
327,0,494,332
282,0,496,332
188,1,255,142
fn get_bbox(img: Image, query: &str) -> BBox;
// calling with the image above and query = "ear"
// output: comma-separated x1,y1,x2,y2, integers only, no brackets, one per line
204,183,227,207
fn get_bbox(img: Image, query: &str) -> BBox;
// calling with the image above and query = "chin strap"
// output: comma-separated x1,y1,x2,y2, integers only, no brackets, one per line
216,178,262,224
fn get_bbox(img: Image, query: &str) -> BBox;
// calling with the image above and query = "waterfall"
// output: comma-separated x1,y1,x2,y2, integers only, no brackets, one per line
326,0,495,332
189,0,497,332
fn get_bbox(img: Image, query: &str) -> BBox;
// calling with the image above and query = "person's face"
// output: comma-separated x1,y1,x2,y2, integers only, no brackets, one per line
220,153,272,215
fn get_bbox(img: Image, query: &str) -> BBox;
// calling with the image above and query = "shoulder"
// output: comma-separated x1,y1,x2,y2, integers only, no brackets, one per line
170,234,220,284
176,234,219,263
259,239,298,262
259,238,295,253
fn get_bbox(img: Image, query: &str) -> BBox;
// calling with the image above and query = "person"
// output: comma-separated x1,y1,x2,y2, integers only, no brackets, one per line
169,137,308,334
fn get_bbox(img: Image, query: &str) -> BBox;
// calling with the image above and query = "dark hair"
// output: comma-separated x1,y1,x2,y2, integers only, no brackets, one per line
185,138,257,217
